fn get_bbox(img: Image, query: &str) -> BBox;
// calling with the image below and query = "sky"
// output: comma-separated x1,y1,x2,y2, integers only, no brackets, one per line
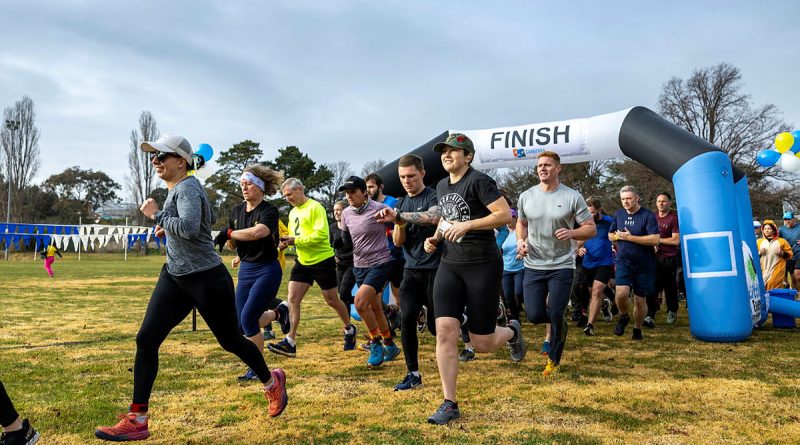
1,0,799,201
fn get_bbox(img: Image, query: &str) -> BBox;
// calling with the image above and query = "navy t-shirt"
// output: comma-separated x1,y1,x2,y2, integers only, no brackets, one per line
396,187,440,269
778,224,800,258
436,168,503,265
583,214,614,268
610,207,659,272
229,200,280,263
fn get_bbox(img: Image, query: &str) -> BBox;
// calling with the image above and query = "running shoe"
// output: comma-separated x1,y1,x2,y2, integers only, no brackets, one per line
427,400,460,425
1,418,40,445
496,301,507,326
394,372,423,391
643,316,655,329
262,326,276,340
343,324,357,351
264,368,288,417
631,328,643,341
582,323,595,336
417,306,428,333
367,340,385,368
386,304,401,332
458,348,475,362
267,338,296,357
541,340,550,355
613,314,630,336
237,368,259,382
506,319,527,363
95,413,150,441
666,311,677,325
276,302,291,334
383,343,401,362
601,299,613,322
542,359,560,377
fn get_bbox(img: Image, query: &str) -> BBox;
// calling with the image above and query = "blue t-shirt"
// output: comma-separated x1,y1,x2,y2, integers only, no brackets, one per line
778,224,800,257
495,225,510,249
583,214,614,269
501,230,524,272
610,207,659,273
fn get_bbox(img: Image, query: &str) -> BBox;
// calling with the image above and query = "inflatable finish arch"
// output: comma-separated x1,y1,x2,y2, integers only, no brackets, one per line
377,106,796,342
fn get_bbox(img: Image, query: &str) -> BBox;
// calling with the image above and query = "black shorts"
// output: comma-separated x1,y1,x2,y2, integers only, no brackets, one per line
433,258,502,335
388,257,405,288
289,256,337,291
786,259,797,275
582,265,614,288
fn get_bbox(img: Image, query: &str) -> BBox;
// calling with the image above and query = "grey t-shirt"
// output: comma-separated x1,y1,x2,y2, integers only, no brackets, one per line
517,183,592,270
154,176,221,276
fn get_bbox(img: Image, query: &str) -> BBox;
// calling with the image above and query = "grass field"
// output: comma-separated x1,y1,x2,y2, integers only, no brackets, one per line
1,254,799,444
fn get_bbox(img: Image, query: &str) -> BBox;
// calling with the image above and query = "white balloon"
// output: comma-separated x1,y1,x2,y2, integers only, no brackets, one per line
780,153,800,172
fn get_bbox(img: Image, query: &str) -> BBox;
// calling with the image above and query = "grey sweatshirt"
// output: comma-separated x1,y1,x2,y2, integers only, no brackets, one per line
154,176,221,276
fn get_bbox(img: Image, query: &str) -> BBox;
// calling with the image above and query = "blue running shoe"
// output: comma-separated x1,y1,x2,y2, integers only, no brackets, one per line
383,343,401,362
367,341,385,368
394,372,422,391
541,340,550,356
427,400,460,425
237,368,259,381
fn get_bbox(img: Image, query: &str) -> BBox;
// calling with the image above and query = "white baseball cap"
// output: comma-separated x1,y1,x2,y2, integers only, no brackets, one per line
753,221,762,228
140,133,193,164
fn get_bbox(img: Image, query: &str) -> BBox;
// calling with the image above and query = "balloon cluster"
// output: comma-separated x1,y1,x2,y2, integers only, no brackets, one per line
193,143,214,170
757,131,800,171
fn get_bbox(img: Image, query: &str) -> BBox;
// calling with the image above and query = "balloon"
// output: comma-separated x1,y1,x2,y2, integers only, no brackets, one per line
757,149,781,167
195,143,214,162
792,130,800,154
775,132,794,153
779,152,800,172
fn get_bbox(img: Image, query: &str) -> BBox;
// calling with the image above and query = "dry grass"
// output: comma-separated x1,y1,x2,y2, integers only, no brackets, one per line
1,254,799,444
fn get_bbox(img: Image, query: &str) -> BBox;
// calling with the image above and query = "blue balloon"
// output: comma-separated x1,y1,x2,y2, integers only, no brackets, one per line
757,149,781,167
792,130,800,154
195,143,214,162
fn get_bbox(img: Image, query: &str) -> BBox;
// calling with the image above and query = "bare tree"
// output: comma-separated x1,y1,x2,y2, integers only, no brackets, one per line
1,96,41,222
126,111,159,223
317,160,354,216
658,63,792,187
360,158,386,178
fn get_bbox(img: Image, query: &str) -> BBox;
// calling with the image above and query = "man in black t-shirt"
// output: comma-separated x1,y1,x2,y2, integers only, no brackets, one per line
376,154,441,392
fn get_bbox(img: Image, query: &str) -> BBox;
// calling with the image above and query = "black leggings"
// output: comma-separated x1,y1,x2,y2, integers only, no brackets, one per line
0,380,19,428
336,263,356,315
399,268,437,373
133,264,271,405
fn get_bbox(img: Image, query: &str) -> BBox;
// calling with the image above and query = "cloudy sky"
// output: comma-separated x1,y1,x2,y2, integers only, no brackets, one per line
1,0,798,200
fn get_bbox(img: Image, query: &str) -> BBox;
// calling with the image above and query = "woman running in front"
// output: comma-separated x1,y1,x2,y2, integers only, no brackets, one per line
42,242,62,278
223,165,291,381
95,134,287,442
423,133,526,425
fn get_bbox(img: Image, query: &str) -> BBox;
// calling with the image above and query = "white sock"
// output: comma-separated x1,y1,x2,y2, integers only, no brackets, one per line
285,336,296,347
345,324,355,335
411,371,421,377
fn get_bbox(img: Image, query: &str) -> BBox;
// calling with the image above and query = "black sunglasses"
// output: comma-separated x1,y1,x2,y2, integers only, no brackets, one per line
150,151,180,163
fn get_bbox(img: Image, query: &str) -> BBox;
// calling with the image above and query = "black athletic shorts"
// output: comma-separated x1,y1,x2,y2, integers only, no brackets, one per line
433,258,502,335
582,265,614,288
786,259,796,275
289,256,337,290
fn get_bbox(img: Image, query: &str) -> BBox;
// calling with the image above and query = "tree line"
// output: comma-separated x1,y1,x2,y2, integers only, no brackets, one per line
1,63,795,228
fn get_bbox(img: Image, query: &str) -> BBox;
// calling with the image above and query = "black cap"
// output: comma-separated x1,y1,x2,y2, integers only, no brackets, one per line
338,176,367,192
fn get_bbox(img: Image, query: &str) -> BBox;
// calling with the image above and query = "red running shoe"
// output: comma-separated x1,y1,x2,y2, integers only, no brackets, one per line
264,368,288,417
95,413,150,441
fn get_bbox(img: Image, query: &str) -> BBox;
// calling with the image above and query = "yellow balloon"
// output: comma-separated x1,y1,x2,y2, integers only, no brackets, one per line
775,132,795,153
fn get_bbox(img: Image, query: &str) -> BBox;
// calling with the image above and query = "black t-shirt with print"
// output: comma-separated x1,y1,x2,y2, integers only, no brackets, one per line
396,187,440,269
435,168,503,265
229,200,280,263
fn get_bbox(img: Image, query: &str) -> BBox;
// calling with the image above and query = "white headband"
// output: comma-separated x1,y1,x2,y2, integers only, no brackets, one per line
240,172,265,191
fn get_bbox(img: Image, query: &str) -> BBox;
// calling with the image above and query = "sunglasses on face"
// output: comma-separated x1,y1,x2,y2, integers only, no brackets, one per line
150,151,180,163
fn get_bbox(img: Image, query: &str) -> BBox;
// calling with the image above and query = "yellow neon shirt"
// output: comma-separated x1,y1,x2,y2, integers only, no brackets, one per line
288,198,334,266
